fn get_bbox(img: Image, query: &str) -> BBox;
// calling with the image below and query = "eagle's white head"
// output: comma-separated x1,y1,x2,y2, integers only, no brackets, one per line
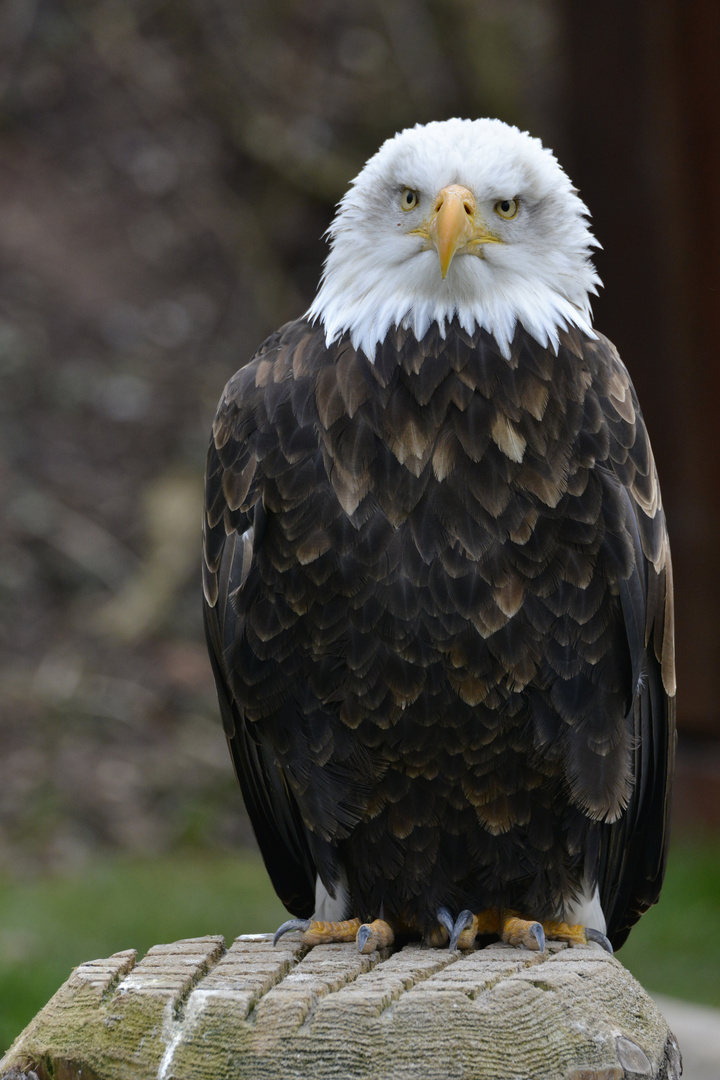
307,117,601,360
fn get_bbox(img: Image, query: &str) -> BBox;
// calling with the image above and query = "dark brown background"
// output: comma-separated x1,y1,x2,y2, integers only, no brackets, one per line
0,0,717,877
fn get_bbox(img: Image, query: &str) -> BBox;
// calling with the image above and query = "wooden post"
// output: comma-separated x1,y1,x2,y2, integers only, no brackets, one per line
0,935,681,1080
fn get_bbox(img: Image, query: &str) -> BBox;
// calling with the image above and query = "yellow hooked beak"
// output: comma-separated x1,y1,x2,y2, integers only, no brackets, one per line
418,185,502,278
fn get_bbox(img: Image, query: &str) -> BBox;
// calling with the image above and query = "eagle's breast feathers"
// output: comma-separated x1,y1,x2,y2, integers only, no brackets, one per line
203,311,675,948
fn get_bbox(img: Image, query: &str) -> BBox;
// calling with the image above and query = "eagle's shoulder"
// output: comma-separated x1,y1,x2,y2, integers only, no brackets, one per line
213,317,328,433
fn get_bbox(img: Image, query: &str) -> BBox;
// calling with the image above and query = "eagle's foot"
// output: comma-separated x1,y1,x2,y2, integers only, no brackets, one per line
434,908,612,954
437,907,510,950
541,920,613,953
500,913,613,953
437,907,477,950
273,916,362,946
356,918,395,953
501,913,546,951
273,915,395,953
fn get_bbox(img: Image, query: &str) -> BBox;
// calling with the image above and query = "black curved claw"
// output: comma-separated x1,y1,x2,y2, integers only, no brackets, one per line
528,921,545,952
436,907,475,951
449,909,475,951
585,927,614,954
273,918,311,945
436,907,455,938
356,924,373,952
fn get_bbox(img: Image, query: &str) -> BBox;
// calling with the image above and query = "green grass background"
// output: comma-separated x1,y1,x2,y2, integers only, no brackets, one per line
1,834,718,1055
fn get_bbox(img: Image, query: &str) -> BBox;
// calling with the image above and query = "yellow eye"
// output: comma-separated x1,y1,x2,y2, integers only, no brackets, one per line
494,198,519,220
400,187,419,211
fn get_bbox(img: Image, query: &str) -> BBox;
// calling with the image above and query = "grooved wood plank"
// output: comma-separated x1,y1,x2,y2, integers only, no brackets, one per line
0,936,681,1080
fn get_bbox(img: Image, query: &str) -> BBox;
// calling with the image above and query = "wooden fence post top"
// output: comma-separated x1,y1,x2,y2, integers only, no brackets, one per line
1,934,681,1080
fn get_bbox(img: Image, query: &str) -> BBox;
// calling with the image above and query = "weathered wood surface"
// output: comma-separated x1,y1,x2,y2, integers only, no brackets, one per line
1,934,681,1080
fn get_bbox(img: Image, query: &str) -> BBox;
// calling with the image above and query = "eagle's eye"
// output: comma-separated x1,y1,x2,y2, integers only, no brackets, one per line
494,198,519,220
400,188,419,211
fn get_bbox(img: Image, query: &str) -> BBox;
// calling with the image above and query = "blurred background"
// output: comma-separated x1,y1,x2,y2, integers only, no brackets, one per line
0,0,719,1055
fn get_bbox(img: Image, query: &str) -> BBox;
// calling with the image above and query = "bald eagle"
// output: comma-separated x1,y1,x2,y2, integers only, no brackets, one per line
203,118,675,954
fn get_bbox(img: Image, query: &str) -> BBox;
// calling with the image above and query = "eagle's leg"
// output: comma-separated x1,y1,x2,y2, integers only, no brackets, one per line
273,916,395,953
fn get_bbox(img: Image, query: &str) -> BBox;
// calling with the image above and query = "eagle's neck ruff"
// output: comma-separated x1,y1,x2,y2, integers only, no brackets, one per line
307,234,598,363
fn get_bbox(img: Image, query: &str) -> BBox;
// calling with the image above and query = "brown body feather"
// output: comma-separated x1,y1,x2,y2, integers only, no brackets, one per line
203,318,675,949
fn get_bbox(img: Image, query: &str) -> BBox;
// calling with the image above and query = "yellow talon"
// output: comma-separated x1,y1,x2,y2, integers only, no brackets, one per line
542,919,590,946
274,915,398,952
474,909,503,937
501,912,545,951
301,917,363,945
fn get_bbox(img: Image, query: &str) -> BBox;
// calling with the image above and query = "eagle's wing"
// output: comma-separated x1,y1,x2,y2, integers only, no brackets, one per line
589,335,676,949
202,322,318,918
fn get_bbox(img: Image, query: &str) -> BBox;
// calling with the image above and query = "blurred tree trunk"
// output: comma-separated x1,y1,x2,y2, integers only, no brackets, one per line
557,0,720,738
